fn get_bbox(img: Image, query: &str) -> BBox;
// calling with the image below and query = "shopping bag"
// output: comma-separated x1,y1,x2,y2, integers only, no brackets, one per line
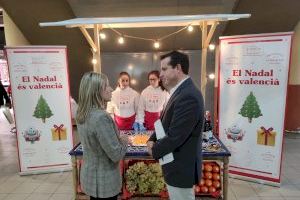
2,106,14,124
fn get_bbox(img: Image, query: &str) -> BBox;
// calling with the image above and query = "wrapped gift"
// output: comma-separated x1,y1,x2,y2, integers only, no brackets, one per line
257,126,276,146
51,124,67,141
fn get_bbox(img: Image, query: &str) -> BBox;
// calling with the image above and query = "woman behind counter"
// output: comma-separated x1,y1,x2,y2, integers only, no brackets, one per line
76,72,130,200
136,70,169,130
107,72,140,130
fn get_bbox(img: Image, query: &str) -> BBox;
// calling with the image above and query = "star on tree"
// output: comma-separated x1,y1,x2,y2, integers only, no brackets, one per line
239,91,262,123
33,95,53,123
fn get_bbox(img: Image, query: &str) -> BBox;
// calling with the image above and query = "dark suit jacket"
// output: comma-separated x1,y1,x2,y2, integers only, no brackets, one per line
0,82,10,106
149,78,204,188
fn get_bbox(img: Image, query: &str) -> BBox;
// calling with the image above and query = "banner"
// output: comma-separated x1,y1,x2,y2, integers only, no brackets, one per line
5,46,73,174
218,33,292,185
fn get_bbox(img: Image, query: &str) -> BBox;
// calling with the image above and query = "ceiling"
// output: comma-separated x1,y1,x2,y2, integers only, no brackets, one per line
0,0,299,52
224,0,300,35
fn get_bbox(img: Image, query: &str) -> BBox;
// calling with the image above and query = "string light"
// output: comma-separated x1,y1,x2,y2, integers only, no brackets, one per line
128,65,133,70
131,79,137,85
91,58,97,64
99,32,106,39
90,23,218,66
108,24,195,48
118,36,124,44
154,41,160,49
208,73,215,79
188,25,194,32
209,44,215,51
88,24,206,61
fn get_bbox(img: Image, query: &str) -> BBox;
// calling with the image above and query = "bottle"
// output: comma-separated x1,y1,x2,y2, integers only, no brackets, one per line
203,111,213,140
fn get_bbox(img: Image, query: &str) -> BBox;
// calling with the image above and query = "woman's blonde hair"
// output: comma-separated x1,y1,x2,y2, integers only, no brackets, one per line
76,72,108,124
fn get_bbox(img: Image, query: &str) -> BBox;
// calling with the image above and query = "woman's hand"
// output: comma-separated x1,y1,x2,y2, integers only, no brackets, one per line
120,134,133,146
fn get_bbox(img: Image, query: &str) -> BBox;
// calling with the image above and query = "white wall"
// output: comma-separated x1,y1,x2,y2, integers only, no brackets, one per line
3,10,30,46
290,21,300,85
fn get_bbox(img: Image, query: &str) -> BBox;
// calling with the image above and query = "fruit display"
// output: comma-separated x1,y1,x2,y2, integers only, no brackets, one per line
125,161,165,194
195,162,221,197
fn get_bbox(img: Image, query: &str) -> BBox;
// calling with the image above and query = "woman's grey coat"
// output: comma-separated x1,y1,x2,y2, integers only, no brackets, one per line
77,108,127,198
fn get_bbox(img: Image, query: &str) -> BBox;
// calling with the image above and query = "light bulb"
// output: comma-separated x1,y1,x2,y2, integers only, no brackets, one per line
154,41,160,49
209,44,215,51
188,25,194,32
208,73,215,79
128,65,133,70
131,79,137,85
99,32,106,39
92,58,97,64
118,37,124,44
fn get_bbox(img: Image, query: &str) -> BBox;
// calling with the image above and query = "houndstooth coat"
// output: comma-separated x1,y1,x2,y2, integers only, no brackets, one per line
77,108,127,198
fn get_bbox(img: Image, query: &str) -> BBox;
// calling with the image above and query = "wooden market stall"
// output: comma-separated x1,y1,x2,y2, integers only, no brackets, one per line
69,131,231,200
39,14,250,99
40,14,250,200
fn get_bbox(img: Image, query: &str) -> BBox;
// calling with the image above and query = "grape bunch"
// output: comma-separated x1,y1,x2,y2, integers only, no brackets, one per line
125,162,165,194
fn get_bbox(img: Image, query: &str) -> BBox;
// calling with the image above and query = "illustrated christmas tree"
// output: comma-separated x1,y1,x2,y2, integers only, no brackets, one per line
33,95,53,123
238,91,262,123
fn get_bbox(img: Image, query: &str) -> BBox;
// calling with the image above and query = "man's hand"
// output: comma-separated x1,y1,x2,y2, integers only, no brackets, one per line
5,102,11,109
127,136,134,146
120,134,133,146
147,141,154,156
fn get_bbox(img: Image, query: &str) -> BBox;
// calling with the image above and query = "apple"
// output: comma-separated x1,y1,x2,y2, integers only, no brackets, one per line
200,186,208,193
205,179,212,187
208,186,216,193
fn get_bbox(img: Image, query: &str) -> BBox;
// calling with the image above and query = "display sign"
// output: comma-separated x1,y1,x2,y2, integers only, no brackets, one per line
218,33,292,185
5,46,73,174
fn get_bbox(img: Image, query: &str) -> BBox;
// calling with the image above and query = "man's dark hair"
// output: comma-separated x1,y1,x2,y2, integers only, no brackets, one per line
160,51,189,75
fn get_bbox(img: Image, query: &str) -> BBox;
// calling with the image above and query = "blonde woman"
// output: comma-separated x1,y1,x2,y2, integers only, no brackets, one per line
76,72,130,200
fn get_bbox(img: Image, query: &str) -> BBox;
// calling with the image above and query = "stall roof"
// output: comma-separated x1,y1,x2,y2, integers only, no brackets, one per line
39,13,251,96
39,14,250,28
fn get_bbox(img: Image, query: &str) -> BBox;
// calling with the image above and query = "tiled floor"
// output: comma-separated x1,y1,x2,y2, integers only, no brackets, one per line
0,111,299,200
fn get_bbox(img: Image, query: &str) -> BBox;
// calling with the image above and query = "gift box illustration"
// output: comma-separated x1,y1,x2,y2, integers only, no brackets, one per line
23,127,41,144
51,124,67,141
257,126,276,147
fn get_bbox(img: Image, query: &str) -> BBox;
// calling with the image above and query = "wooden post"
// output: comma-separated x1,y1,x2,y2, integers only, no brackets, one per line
79,26,97,52
200,21,208,101
93,24,101,73
223,156,229,200
200,21,218,102
71,156,78,200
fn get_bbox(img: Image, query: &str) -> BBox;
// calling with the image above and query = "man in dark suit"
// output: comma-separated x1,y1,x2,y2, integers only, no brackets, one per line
0,81,11,108
147,51,204,200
